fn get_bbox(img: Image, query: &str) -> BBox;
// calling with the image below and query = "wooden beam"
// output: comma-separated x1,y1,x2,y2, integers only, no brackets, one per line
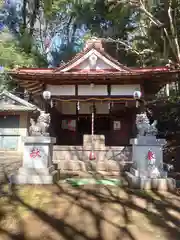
28,83,43,91
18,81,40,88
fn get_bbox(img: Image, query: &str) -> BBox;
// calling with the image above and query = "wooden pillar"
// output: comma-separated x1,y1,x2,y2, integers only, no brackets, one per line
108,84,113,137
76,101,79,142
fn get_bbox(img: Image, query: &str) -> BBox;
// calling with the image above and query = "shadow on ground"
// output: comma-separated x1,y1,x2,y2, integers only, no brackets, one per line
0,174,179,240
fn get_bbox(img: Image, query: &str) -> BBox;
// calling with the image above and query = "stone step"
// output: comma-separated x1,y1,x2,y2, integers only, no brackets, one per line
18,166,56,175
59,170,122,179
57,160,130,173
0,152,22,160
57,160,86,171
11,171,59,184
0,151,22,155
53,146,132,162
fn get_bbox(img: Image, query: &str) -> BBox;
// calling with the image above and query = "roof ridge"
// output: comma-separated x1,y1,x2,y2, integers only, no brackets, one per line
54,46,92,72
54,43,131,72
0,90,41,111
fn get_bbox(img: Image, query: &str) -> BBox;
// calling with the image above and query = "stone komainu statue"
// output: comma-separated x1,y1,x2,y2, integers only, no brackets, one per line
29,111,51,136
136,112,158,137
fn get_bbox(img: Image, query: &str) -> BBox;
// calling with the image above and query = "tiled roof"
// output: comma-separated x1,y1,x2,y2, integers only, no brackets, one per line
0,90,41,112
54,39,132,72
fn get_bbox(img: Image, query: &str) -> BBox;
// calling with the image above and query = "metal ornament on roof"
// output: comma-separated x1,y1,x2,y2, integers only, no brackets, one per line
89,54,98,68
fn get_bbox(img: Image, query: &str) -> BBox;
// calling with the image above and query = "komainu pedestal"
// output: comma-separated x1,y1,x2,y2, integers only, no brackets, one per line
126,112,175,191
126,136,176,191
11,137,59,184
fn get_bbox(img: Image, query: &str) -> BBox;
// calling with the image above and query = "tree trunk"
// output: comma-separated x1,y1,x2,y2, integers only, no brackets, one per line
29,0,40,36
22,0,27,31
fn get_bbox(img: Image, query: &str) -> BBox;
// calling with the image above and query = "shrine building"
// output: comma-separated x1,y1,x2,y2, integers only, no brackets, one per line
0,90,39,152
8,38,179,168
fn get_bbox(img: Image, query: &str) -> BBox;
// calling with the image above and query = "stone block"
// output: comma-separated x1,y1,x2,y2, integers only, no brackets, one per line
120,162,133,172
96,161,108,171
58,160,86,172
22,136,56,144
12,137,58,185
18,166,55,175
107,160,120,172
11,170,59,184
130,168,139,177
125,172,176,191
52,146,132,163
151,178,176,191
130,137,166,146
53,151,66,161
83,135,105,148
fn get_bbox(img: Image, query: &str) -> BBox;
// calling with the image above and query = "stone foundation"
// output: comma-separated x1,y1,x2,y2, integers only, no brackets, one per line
12,137,59,184
125,136,177,191
53,135,132,175
11,166,59,184
126,172,176,191
0,135,132,181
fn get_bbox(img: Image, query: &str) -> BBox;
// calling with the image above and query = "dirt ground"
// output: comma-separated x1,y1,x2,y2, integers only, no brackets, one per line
0,184,180,240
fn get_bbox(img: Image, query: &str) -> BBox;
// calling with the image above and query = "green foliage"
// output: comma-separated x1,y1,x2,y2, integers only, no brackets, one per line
0,28,47,90
0,40,36,69
43,0,53,18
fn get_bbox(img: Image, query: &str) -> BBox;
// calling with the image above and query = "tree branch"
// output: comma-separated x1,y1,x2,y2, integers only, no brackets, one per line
129,0,180,64
104,37,153,55
168,0,180,63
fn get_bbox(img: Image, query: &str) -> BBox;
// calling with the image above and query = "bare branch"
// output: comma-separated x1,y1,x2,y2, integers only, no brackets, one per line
128,0,180,64
138,0,163,27
102,36,154,67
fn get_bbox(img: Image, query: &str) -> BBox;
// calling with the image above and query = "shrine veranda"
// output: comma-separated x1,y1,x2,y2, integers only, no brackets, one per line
7,38,180,174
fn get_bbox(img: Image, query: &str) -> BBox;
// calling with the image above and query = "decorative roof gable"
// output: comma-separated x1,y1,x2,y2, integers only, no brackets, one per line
55,38,132,73
0,90,40,111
